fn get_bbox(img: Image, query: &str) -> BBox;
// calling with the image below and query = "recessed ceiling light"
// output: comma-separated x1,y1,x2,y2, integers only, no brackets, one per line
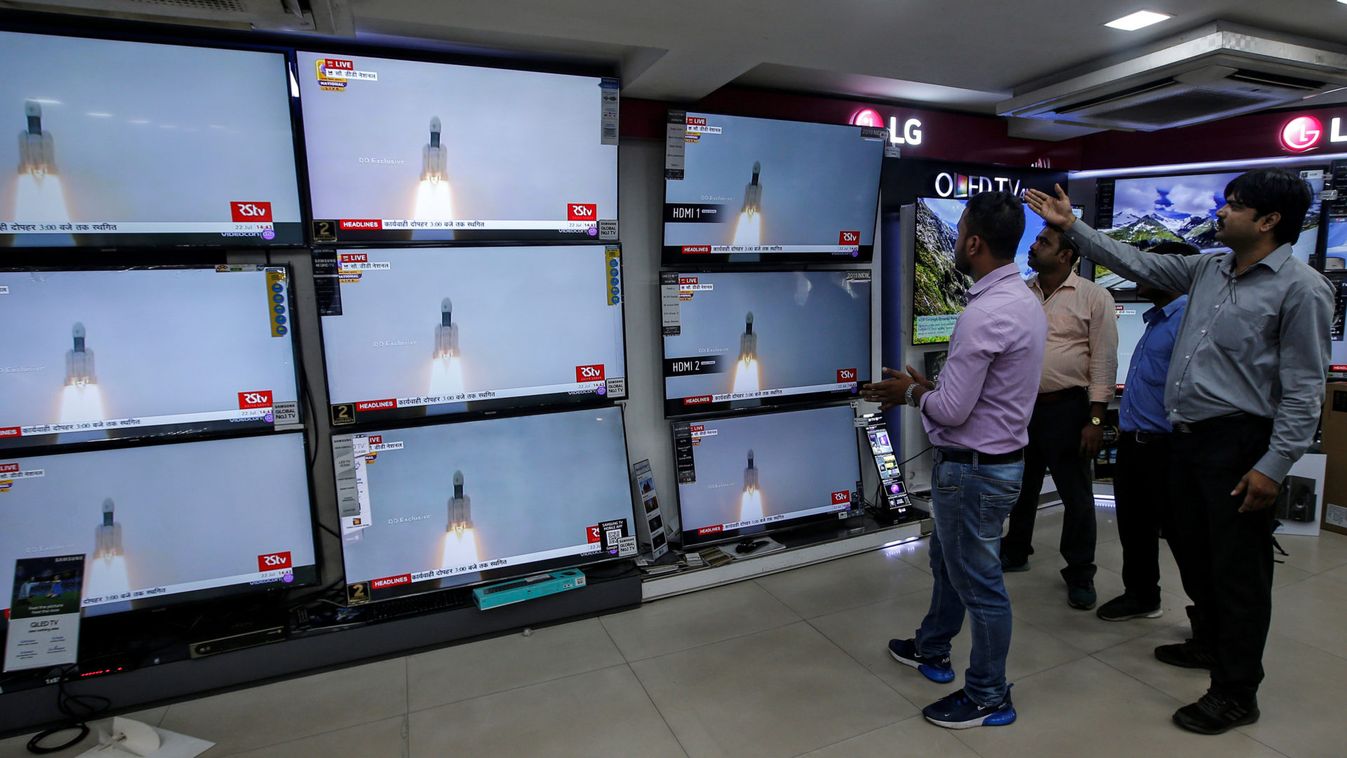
1105,10,1172,31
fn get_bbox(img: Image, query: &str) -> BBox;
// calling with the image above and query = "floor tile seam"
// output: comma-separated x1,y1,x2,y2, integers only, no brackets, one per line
594,620,692,758
784,714,924,758
405,660,632,717
603,614,804,665
800,616,924,713
197,711,410,757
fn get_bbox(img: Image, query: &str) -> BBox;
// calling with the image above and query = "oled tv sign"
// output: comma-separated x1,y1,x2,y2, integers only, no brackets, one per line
1279,114,1347,153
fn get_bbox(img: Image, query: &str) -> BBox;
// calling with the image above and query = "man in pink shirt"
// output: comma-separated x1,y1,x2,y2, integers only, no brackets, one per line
864,192,1046,729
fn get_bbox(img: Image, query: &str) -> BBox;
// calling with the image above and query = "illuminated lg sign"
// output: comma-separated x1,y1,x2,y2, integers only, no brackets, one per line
1278,114,1344,152
851,109,923,147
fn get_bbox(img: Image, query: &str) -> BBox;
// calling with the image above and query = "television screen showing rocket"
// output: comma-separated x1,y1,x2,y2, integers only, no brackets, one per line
662,111,884,264
0,433,318,617
0,30,303,249
318,245,626,425
661,270,871,417
333,407,634,603
0,266,299,451
296,51,618,245
672,404,860,548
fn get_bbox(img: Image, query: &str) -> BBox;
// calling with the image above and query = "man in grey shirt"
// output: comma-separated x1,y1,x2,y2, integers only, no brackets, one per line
1026,169,1333,736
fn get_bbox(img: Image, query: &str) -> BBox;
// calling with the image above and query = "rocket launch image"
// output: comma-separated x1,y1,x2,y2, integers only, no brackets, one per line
413,116,454,221
439,470,482,568
731,311,761,394
59,321,106,424
427,297,466,396
732,161,763,247
14,100,72,224
739,449,765,522
84,497,132,599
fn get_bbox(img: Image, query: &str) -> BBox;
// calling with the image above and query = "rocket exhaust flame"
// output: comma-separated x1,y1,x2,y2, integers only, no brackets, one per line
440,470,482,568
59,322,106,424
414,116,454,221
731,311,761,394
739,449,765,521
732,160,763,247
13,101,72,224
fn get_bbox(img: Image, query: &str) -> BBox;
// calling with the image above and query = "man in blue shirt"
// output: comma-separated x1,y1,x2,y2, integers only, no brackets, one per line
1097,240,1198,623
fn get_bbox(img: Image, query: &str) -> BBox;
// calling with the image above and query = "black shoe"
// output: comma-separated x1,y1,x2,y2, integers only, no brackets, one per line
887,638,956,684
1001,557,1029,573
1154,640,1215,670
1173,691,1259,735
1097,594,1162,622
922,686,1017,729
1067,583,1096,610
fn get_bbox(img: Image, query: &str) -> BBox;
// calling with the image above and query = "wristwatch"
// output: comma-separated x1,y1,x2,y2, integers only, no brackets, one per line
904,382,919,408
1090,416,1103,426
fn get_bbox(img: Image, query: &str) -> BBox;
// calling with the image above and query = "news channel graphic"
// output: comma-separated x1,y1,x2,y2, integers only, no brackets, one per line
296,51,618,244
0,31,302,248
317,246,625,425
1094,169,1325,292
0,267,299,451
673,404,860,546
662,270,870,415
333,407,635,602
663,111,884,262
0,433,317,617
911,197,1079,345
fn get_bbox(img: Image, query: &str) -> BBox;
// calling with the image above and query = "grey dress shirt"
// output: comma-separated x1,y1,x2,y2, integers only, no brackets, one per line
1064,221,1333,482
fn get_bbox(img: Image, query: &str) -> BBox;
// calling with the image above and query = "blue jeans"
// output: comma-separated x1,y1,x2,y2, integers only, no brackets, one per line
915,451,1022,706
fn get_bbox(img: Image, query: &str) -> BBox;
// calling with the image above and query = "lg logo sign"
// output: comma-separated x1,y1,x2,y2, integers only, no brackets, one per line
230,201,273,222
1279,114,1345,153
567,203,597,220
850,108,923,147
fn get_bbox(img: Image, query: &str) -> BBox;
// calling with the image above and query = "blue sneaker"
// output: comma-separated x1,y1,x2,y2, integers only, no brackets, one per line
887,638,955,684
922,686,1017,729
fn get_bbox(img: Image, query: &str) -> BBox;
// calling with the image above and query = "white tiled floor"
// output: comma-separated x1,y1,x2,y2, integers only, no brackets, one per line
5,504,1347,757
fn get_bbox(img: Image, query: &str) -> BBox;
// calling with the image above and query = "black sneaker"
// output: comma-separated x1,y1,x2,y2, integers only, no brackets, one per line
1067,583,1097,610
1173,691,1259,734
1154,640,1215,670
888,638,956,684
922,686,1017,729
1001,557,1030,573
1097,594,1163,622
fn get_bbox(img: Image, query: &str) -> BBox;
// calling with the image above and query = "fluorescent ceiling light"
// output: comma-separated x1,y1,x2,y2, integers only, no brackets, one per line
1105,10,1172,30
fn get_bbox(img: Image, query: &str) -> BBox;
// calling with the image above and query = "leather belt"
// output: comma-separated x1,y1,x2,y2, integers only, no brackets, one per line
937,447,1024,465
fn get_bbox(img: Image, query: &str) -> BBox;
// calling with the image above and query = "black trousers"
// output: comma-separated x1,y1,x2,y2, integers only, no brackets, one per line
1168,415,1276,701
1114,433,1176,607
1002,388,1098,586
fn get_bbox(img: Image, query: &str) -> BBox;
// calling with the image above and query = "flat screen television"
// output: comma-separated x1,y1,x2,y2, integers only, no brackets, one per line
0,30,303,248
672,404,860,548
661,269,871,416
1326,214,1346,272
663,111,884,264
1113,302,1149,394
318,245,625,425
332,406,635,603
296,51,618,245
1094,168,1326,292
0,432,318,617
0,266,299,451
911,196,1080,345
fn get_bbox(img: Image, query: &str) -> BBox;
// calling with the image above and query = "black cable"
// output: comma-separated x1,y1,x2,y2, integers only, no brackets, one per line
317,522,340,539
897,445,933,468
26,665,111,755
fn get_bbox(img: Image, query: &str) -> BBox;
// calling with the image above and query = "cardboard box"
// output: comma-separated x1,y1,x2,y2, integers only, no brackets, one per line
1321,382,1347,535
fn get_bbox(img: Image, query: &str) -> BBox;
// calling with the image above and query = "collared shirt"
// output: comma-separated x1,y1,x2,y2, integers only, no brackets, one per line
1066,222,1334,481
1027,271,1119,403
1119,295,1188,435
920,262,1047,454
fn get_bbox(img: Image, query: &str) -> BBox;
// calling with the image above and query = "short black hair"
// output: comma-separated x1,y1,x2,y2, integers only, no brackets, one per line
965,191,1024,261
1051,225,1081,264
1149,240,1200,257
1224,169,1312,245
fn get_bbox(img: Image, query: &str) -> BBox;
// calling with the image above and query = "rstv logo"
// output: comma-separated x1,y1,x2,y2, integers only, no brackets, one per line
257,551,292,572
567,203,597,221
575,364,606,382
231,201,273,223
238,390,273,410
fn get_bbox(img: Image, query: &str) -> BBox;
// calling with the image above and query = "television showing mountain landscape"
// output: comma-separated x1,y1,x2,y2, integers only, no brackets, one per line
1327,216,1346,270
1095,170,1325,291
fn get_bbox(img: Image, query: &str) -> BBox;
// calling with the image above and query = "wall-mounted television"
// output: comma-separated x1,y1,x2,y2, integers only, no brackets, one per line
296,51,618,245
1113,302,1149,394
317,245,625,425
0,30,303,249
1094,168,1326,292
661,270,870,416
0,432,318,617
663,111,884,264
333,406,634,603
672,404,860,548
0,266,299,451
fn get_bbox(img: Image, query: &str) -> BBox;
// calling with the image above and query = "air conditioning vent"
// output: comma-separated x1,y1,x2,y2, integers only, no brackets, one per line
998,24,1347,131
